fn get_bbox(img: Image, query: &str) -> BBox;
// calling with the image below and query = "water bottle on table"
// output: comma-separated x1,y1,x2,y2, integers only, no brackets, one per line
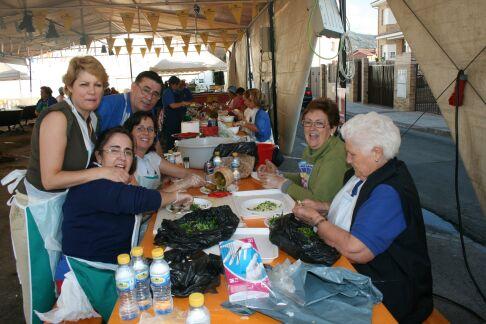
130,246,151,311
116,254,139,321
230,152,241,185
150,248,173,315
186,292,210,324
213,151,222,168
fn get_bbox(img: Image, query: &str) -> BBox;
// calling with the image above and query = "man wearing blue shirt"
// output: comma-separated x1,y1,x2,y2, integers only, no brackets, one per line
96,71,163,134
161,76,192,151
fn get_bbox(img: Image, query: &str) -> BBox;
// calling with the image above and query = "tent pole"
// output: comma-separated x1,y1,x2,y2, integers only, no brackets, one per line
129,54,133,82
268,0,279,145
29,58,32,94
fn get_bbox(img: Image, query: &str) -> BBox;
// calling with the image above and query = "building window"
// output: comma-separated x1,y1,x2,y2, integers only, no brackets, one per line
383,8,397,25
389,52,396,59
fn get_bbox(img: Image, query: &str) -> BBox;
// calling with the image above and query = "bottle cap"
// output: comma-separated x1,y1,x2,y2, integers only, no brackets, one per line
152,247,164,259
168,150,173,154
232,152,238,157
117,253,130,265
189,292,204,308
215,151,220,156
131,246,143,257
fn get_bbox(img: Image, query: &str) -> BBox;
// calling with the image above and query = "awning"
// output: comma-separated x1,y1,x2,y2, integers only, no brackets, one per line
0,63,29,81
150,50,227,74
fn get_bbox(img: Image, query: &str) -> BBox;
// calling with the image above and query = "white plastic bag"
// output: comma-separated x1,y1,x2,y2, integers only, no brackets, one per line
35,271,100,322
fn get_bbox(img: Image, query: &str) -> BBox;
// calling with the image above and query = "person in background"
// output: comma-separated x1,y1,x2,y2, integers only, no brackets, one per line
258,98,348,202
293,112,433,322
1,56,116,324
227,86,246,114
161,75,192,152
239,88,273,143
110,87,119,94
124,111,205,190
56,87,65,103
35,86,57,115
96,71,163,134
179,79,193,102
58,127,193,321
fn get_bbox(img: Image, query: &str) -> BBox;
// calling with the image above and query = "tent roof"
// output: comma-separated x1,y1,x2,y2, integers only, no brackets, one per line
0,62,29,81
0,0,267,60
151,50,226,73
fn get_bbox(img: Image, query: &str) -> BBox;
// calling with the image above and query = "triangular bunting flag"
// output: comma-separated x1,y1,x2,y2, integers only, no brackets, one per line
168,46,174,56
120,12,135,33
181,34,191,47
208,42,216,54
140,47,147,57
126,45,133,55
163,36,172,48
114,46,122,56
33,11,47,34
195,44,201,54
107,37,115,53
85,37,93,51
124,38,133,49
203,7,216,28
154,47,161,57
145,11,160,33
144,37,153,52
182,45,189,56
200,32,209,45
176,10,189,30
228,3,243,24
60,11,73,31
224,41,232,51
220,31,228,43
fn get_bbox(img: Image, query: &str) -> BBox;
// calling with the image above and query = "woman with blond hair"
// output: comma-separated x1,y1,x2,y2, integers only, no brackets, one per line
239,88,273,143
1,56,126,324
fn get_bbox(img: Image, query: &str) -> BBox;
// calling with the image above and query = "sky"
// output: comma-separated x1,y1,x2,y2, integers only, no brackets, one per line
346,0,378,35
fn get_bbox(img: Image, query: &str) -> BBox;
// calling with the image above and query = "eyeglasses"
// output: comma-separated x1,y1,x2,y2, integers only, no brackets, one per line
301,120,328,128
102,146,134,158
134,125,155,134
136,83,160,99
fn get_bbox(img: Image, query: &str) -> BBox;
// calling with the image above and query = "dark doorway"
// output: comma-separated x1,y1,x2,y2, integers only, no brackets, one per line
368,64,394,107
415,65,441,114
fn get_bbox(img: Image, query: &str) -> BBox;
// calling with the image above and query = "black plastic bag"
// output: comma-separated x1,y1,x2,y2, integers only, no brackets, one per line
213,142,257,158
154,205,239,251
269,213,340,265
164,249,224,297
272,145,285,166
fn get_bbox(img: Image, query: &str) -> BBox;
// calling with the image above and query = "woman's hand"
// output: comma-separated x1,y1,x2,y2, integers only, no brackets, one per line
257,160,278,177
98,166,130,183
260,173,286,190
293,205,323,226
300,199,330,214
174,192,193,206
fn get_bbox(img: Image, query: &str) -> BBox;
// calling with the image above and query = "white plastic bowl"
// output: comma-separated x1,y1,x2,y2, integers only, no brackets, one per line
220,115,235,123
228,126,240,135
175,137,234,169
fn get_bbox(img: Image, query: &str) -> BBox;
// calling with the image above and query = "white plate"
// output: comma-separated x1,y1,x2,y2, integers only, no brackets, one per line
251,171,261,181
242,198,283,215
166,197,212,214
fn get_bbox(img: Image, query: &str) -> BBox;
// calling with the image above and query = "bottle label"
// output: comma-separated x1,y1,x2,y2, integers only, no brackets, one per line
151,273,170,287
116,278,135,292
135,270,149,282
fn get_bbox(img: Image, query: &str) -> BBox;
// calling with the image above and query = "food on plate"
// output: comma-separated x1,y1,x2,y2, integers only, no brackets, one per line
179,218,219,234
248,200,280,212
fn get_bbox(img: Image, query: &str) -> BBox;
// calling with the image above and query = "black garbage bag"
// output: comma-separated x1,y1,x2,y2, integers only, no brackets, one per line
213,142,257,158
154,205,239,251
164,249,224,297
269,213,340,265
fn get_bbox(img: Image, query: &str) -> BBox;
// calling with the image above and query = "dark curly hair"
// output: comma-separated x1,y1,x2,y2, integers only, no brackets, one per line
302,98,340,130
92,126,137,175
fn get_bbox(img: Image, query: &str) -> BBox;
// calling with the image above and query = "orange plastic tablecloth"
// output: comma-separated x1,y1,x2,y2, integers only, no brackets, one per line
108,179,397,324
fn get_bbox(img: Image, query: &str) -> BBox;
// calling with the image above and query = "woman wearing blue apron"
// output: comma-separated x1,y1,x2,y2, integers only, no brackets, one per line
0,56,125,324
50,127,193,321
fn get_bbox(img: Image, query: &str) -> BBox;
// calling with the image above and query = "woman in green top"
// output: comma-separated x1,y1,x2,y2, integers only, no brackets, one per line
259,98,348,202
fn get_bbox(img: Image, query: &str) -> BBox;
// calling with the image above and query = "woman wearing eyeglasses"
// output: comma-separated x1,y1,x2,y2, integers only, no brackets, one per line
259,98,348,202
55,126,193,321
124,111,205,190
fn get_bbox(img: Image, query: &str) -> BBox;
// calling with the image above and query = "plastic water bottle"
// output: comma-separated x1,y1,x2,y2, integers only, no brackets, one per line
130,246,152,311
213,151,222,168
116,254,140,321
230,152,241,185
167,150,176,164
186,292,210,324
150,248,173,315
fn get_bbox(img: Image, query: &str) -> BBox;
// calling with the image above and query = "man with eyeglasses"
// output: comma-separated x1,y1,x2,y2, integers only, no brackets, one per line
160,75,192,152
96,71,163,134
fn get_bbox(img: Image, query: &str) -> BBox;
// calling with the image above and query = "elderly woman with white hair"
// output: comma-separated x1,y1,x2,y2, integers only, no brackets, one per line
293,112,433,323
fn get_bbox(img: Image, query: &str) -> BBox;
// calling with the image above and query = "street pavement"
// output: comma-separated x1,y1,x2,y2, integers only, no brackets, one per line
279,102,486,323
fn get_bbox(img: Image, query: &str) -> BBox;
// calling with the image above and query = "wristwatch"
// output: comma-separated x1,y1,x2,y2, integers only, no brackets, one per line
313,217,326,233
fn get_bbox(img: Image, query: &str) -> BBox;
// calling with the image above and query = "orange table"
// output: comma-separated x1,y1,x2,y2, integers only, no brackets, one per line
109,179,397,323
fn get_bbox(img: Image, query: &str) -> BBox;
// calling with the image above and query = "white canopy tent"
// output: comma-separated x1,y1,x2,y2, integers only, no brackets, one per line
0,63,29,81
150,50,227,74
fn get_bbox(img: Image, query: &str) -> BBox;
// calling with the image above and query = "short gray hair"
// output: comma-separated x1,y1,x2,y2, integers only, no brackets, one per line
341,112,401,159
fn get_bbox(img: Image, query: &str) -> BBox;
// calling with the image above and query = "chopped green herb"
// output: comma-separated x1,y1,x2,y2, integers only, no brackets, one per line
249,200,280,212
179,218,218,234
298,227,317,239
